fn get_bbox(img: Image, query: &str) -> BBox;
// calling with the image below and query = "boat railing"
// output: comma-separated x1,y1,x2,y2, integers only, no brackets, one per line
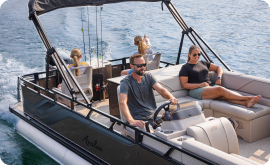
18,71,218,165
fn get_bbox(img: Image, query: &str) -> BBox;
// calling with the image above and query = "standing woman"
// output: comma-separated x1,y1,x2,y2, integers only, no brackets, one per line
179,45,261,108
121,34,154,75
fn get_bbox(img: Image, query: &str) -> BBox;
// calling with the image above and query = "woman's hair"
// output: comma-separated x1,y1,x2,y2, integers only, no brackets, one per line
188,45,200,62
134,35,151,55
70,48,82,76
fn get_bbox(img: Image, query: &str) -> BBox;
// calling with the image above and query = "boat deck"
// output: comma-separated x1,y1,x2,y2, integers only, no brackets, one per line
77,99,270,164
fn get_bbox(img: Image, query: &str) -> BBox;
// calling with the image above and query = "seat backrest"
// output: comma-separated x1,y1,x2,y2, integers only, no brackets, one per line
69,65,93,92
117,85,137,138
61,65,93,98
186,117,239,154
117,85,127,123
143,52,161,71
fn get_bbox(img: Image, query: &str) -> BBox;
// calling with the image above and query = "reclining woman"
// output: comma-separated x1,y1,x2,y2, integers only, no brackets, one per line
58,48,88,90
179,45,261,108
121,34,154,75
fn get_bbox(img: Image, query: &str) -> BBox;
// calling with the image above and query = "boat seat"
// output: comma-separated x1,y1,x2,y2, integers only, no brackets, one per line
143,52,161,71
149,66,270,143
57,65,93,105
182,139,261,165
117,85,136,138
186,117,239,154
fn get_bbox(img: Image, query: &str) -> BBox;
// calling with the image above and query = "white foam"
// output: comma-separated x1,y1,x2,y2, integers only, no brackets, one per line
0,94,19,124
263,0,270,6
0,0,7,9
0,158,7,165
0,53,41,126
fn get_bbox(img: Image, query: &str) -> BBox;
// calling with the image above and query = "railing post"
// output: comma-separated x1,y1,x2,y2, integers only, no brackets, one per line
122,58,126,70
17,77,21,102
176,32,185,65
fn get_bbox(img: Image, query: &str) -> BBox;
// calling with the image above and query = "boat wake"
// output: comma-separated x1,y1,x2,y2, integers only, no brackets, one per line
0,94,18,125
0,53,40,126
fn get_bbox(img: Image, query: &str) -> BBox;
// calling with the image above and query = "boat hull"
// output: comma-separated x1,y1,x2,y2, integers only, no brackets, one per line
16,119,92,165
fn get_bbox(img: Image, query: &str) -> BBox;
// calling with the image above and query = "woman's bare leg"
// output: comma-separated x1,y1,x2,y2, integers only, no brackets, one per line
210,92,248,106
201,86,251,100
201,86,261,107
226,96,261,108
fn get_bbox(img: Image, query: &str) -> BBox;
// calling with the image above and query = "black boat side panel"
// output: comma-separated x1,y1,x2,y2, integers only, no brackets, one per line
137,146,177,165
21,86,178,165
50,117,138,165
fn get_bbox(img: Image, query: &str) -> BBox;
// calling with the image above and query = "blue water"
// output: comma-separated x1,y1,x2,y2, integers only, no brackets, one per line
0,0,270,164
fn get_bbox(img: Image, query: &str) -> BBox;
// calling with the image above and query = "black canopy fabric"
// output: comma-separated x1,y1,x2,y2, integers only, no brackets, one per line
29,0,162,16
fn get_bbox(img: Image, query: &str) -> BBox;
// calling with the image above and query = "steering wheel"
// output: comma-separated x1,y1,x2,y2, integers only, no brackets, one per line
153,100,171,126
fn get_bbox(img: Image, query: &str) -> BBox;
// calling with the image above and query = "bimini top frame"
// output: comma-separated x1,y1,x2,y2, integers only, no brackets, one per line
28,0,232,113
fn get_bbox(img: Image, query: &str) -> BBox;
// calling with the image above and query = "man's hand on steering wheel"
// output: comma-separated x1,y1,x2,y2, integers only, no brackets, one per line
129,119,145,129
169,98,178,105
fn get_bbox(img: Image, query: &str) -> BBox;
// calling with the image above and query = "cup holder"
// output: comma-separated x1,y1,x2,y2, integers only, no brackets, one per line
177,137,187,141
163,130,174,134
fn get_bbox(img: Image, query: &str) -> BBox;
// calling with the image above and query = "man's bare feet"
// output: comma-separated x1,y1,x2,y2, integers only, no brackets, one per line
246,95,261,108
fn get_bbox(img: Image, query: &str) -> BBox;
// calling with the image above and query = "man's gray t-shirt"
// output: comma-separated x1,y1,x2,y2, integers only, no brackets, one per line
120,73,157,120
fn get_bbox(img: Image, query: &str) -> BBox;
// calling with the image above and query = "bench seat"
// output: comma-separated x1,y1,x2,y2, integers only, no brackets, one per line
150,65,270,143
182,139,261,165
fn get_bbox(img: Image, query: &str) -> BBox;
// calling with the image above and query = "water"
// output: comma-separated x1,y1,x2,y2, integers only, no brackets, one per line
0,0,270,164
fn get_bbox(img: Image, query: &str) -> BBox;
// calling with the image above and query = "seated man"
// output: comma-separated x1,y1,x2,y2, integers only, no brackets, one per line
119,54,178,130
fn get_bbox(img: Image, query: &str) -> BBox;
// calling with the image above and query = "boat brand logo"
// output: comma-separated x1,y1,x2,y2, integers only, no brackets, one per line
82,136,102,152
211,126,217,131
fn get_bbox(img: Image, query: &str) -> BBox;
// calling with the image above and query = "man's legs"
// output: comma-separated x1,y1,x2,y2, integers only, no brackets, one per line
201,86,261,108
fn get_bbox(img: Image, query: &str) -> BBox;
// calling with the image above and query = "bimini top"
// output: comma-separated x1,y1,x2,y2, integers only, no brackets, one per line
29,0,162,16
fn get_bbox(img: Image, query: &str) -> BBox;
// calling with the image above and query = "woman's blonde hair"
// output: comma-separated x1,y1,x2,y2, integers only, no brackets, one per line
134,35,151,55
188,45,200,62
70,48,82,76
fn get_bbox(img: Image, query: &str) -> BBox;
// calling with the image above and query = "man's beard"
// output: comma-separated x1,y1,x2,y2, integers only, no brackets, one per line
134,69,145,76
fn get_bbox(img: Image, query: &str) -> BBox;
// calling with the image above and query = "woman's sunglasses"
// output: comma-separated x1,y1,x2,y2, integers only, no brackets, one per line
132,63,147,68
193,53,201,57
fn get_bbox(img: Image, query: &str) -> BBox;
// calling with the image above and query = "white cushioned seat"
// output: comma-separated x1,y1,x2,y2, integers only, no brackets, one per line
210,100,270,121
143,52,161,71
57,65,93,106
187,117,239,154
182,139,260,165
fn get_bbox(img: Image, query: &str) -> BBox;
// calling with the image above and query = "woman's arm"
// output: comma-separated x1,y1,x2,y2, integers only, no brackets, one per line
180,76,209,89
209,64,223,85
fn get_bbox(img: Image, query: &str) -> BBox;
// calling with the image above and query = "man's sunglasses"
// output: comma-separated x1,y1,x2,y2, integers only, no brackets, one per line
132,63,147,68
193,53,201,57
